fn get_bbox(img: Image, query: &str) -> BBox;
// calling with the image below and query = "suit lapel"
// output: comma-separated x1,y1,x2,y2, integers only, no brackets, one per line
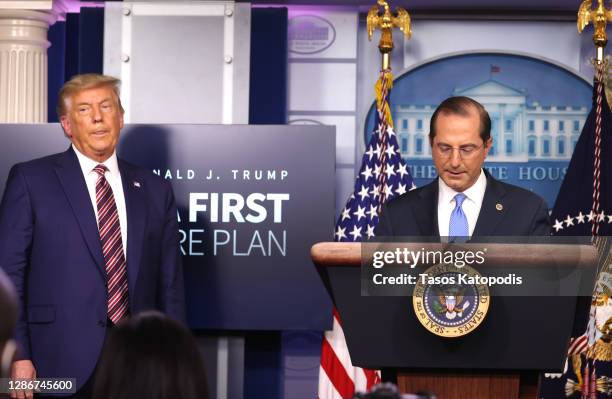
472,174,508,236
119,161,146,296
414,180,440,237
54,148,105,276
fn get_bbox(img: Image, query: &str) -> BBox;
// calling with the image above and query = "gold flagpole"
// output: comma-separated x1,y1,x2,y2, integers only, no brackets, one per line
577,0,612,63
366,0,412,70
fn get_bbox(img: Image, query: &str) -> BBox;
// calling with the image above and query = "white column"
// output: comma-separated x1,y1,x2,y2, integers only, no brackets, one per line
0,8,56,123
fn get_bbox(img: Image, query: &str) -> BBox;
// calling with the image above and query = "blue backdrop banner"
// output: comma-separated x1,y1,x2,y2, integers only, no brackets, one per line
0,124,335,330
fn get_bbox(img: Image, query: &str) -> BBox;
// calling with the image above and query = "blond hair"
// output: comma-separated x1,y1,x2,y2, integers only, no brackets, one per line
57,74,124,118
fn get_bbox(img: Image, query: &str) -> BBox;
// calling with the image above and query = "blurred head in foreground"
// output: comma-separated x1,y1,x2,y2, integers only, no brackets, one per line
93,311,208,399
0,269,18,378
354,383,436,399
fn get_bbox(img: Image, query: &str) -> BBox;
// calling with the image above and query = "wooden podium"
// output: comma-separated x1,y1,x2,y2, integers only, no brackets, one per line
311,241,598,399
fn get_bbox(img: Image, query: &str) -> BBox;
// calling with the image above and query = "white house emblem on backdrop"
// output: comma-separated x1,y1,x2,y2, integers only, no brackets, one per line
288,15,336,55
393,79,588,163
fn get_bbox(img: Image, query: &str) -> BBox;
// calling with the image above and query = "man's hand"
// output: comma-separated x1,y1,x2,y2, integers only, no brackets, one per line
10,360,36,399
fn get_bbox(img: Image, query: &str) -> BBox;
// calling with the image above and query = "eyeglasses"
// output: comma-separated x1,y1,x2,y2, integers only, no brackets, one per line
434,143,485,159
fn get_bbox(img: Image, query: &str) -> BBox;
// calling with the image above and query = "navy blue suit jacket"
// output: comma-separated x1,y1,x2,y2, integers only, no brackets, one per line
375,173,551,237
0,148,185,389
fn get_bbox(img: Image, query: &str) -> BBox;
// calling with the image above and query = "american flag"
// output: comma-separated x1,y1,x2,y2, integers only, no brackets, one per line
318,70,416,398
540,63,612,398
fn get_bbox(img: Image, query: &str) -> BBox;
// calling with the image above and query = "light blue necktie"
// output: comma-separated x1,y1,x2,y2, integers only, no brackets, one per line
449,193,469,242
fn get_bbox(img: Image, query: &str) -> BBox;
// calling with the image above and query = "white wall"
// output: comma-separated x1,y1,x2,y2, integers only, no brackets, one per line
104,1,250,124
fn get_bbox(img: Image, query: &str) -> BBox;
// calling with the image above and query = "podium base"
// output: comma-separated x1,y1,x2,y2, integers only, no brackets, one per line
397,371,539,399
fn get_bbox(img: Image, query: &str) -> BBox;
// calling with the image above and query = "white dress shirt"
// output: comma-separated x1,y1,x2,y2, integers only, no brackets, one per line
437,169,487,238
73,144,128,256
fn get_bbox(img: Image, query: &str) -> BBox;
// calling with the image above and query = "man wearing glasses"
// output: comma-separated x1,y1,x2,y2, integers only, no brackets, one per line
376,96,551,238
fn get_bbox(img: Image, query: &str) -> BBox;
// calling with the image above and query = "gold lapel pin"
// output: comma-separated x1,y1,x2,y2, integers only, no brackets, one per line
496,203,503,211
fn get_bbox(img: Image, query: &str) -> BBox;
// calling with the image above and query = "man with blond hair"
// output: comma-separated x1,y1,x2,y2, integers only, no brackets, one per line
0,74,185,398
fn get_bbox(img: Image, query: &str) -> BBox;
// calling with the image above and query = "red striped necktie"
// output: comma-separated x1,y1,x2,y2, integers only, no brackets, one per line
93,164,129,324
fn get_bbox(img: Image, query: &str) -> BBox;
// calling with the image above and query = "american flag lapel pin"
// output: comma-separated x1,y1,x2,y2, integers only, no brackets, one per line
133,181,141,188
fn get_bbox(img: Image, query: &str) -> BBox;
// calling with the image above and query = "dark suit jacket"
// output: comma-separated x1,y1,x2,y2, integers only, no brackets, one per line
375,172,551,237
0,148,185,390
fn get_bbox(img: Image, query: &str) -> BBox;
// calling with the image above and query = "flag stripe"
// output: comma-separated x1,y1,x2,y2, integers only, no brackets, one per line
318,365,347,399
320,336,356,399
568,335,588,355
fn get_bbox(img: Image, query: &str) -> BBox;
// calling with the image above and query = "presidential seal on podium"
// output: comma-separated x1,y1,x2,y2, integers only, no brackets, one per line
413,264,490,338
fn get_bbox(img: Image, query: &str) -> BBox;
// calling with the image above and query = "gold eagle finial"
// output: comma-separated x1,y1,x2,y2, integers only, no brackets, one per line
366,0,411,69
578,0,612,49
